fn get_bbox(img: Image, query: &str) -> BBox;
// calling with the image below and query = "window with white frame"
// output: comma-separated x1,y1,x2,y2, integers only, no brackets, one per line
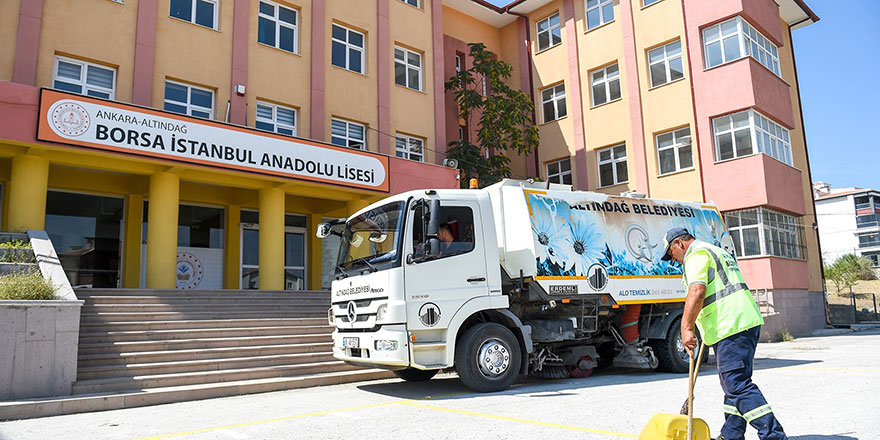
255,101,296,136
53,56,116,99
702,17,780,76
394,46,422,91
656,127,692,175
164,81,213,119
399,0,420,7
169,0,217,29
864,252,880,267
648,40,684,87
455,54,462,72
541,84,567,123
546,158,572,185
585,0,614,30
331,24,364,74
590,63,621,106
724,208,804,259
396,134,424,162
643,0,661,6
712,109,792,166
258,1,297,53
536,13,562,52
330,118,366,149
598,144,627,187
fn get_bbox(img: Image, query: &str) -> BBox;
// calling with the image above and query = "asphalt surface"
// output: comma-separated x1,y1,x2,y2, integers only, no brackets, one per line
1,330,877,440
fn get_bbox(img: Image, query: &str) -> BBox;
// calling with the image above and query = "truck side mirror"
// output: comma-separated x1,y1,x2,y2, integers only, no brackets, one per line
426,238,440,257
426,199,441,239
316,223,332,238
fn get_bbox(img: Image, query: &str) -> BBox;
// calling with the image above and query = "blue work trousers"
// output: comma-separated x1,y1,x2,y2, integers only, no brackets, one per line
713,326,787,440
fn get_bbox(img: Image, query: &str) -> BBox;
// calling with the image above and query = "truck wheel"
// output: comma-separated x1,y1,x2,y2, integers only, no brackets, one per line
454,323,521,393
650,317,703,373
393,368,438,382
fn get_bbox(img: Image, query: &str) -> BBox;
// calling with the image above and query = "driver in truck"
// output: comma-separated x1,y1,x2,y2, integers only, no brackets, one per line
662,227,787,440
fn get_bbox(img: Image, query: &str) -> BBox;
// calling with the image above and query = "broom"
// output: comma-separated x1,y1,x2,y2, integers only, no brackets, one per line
680,341,707,416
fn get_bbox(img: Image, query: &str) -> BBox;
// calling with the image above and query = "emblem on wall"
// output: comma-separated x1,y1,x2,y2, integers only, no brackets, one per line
176,251,204,289
418,302,441,327
50,102,90,137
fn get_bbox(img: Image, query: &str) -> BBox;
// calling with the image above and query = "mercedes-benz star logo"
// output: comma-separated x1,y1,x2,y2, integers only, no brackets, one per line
346,301,357,323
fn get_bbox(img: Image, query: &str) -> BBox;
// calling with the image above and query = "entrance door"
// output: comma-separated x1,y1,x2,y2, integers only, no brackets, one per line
240,220,307,290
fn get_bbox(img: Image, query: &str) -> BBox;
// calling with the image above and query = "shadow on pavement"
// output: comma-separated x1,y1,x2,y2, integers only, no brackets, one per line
789,434,859,440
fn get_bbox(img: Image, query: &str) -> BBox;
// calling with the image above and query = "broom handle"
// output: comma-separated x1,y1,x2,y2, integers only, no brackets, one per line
687,346,694,440
691,341,707,388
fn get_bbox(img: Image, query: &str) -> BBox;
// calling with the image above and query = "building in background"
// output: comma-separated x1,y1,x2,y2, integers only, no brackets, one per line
814,182,880,270
0,0,824,334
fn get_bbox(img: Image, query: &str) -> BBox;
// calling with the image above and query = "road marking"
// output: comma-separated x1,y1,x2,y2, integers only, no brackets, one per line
396,401,639,438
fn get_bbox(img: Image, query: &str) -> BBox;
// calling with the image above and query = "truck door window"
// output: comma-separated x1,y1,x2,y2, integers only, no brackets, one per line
412,205,475,259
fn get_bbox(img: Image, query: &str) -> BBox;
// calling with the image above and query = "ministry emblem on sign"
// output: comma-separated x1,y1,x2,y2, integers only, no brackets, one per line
50,101,90,136
175,252,204,289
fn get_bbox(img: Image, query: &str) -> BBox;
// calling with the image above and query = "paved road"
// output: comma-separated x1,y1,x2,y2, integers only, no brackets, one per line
1,330,877,440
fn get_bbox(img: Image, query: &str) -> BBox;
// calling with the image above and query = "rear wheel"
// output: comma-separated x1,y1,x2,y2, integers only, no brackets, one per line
455,323,521,392
650,317,704,373
393,368,438,382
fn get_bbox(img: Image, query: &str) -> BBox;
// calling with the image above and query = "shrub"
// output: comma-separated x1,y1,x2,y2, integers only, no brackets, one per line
0,272,56,300
775,330,794,343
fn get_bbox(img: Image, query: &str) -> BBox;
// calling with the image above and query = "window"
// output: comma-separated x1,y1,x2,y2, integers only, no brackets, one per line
399,0,420,7
164,81,213,119
648,40,684,87
585,0,614,30
864,252,880,267
656,127,692,175
53,56,116,99
255,101,296,136
394,46,422,91
857,214,880,229
536,13,562,52
855,196,871,210
643,0,661,6
396,134,424,162
859,233,880,249
455,54,463,72
590,63,621,106
258,1,297,53
724,208,805,259
546,158,572,185
331,118,366,149
331,24,364,74
712,109,792,166
598,144,627,187
169,0,217,29
541,84,567,123
702,17,780,76
412,205,476,259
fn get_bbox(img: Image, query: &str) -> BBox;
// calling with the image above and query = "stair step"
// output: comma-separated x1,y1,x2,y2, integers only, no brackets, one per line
80,310,328,322
78,334,331,354
71,361,361,393
79,325,331,343
78,342,334,367
81,294,330,304
75,289,330,298
78,317,328,332
81,303,329,313
0,369,395,420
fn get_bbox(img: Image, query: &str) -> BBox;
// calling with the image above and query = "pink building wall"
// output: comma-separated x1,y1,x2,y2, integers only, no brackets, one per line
739,256,810,290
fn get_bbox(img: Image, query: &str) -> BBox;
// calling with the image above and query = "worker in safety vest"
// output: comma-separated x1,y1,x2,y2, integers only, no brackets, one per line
661,227,788,440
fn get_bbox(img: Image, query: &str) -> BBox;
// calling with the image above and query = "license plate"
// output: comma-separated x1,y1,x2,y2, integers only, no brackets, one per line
343,337,359,348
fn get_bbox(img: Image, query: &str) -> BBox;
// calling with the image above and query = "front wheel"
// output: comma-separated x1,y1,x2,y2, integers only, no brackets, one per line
393,368,439,382
650,317,705,373
454,323,521,392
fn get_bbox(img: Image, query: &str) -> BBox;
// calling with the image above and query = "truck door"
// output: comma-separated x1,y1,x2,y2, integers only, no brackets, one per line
404,200,488,332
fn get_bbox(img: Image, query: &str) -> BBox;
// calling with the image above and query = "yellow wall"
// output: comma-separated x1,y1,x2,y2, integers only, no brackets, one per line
0,0,21,82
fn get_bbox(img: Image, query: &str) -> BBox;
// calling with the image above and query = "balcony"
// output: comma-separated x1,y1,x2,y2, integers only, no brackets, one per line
738,256,809,290
857,214,880,229
702,153,805,215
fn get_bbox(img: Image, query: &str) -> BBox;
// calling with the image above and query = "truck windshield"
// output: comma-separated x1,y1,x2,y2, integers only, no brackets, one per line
336,201,406,275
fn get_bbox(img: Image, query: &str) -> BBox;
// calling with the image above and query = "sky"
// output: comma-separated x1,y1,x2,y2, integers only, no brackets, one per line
483,0,879,191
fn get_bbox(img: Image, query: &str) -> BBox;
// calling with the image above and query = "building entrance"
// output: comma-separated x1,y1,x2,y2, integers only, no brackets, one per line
240,211,306,290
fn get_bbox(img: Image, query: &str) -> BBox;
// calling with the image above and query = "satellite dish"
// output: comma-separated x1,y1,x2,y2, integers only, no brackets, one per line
443,158,459,169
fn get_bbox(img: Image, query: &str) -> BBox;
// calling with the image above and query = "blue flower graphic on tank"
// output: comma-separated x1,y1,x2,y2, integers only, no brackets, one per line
562,209,606,276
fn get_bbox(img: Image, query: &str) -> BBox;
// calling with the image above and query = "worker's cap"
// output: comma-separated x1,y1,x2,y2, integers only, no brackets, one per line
661,227,690,261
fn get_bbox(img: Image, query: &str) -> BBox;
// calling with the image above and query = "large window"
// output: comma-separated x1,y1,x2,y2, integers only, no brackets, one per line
859,233,880,249
648,40,684,88
256,101,296,136
536,13,562,52
712,109,792,166
170,0,217,29
724,208,805,259
396,134,424,162
857,214,880,229
164,81,214,119
854,195,880,211
864,252,880,267
331,118,366,149
546,158,572,185
53,56,116,99
585,0,614,30
394,46,423,91
541,84,567,123
258,1,297,53
702,16,780,76
331,24,364,74
656,127,692,175
241,211,307,290
598,144,627,187
590,63,621,106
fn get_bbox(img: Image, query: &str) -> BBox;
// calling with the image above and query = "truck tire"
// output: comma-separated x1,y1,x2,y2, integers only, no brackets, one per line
393,367,438,382
454,323,521,393
650,317,704,373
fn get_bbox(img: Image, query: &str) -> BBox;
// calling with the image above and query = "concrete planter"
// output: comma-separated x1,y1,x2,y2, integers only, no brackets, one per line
0,262,39,276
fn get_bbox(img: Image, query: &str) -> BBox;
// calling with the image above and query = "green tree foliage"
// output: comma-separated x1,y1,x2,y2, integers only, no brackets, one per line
444,43,539,188
825,254,876,294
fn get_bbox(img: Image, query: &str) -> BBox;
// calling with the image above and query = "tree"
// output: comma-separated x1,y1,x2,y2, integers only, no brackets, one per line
445,43,539,188
825,254,875,294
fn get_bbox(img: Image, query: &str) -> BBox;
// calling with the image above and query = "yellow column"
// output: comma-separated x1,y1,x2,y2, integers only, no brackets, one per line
258,187,284,290
145,172,179,289
309,213,323,291
346,198,371,217
225,204,241,289
122,194,144,288
8,154,49,232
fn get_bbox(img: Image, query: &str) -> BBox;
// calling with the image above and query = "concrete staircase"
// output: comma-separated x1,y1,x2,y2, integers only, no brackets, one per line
0,289,393,420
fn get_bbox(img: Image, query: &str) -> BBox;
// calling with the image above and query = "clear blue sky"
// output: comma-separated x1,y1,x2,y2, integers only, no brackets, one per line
483,0,879,191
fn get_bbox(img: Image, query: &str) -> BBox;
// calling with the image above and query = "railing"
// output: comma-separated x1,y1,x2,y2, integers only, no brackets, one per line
859,240,880,249
752,288,775,316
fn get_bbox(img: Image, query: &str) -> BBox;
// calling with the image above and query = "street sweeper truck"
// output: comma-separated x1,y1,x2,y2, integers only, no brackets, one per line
316,179,735,392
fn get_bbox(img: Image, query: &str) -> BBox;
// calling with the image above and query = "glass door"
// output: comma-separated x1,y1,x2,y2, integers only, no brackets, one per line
240,212,307,290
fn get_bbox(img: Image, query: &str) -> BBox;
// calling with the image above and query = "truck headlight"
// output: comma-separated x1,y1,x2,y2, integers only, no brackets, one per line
328,307,334,325
374,339,398,351
376,304,387,321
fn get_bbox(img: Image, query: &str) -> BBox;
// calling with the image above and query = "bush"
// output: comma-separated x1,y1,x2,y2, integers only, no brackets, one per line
0,239,35,263
0,272,56,300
